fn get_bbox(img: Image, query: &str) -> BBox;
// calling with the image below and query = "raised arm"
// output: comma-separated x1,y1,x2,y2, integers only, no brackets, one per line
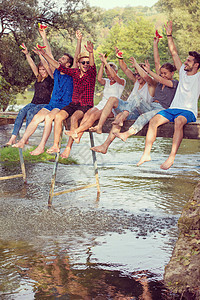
130,57,157,87
144,60,174,87
21,44,38,77
97,57,106,85
153,37,161,74
38,27,53,58
33,47,60,69
32,47,54,78
99,53,125,86
38,27,56,73
72,30,82,68
164,21,182,71
84,41,95,66
115,47,136,83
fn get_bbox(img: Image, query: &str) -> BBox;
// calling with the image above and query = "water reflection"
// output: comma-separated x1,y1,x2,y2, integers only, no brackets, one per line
0,124,199,299
1,240,171,299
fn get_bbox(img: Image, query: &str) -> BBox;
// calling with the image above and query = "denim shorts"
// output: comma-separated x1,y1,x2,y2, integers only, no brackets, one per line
158,108,196,123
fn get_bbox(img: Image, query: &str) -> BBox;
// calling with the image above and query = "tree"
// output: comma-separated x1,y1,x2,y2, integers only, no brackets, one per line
0,0,101,110
94,17,155,94
155,0,200,60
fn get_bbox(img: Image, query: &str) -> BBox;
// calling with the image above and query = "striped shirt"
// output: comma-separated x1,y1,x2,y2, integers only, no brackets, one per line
58,65,96,106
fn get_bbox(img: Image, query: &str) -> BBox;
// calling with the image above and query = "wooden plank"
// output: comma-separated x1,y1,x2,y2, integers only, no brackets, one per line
1,114,200,139
64,118,200,140
0,117,16,126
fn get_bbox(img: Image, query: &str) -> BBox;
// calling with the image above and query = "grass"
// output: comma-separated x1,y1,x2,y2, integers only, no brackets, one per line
15,90,34,106
0,147,78,165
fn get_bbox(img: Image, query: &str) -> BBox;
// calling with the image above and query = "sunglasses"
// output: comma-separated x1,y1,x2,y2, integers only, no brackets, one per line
80,61,90,65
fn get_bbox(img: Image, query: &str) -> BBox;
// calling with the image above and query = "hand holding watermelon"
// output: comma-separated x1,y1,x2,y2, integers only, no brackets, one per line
19,43,28,55
99,53,107,64
155,30,162,39
36,44,46,50
115,47,123,59
33,45,46,56
38,23,47,31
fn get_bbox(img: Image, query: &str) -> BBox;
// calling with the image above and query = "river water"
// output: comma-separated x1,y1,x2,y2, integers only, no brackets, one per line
0,124,199,299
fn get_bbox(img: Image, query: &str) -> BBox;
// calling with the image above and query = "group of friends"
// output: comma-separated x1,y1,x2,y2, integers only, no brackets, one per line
6,20,200,170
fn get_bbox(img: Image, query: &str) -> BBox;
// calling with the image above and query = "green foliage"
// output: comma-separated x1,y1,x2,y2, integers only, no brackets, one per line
0,76,16,111
156,0,200,60
0,0,101,110
94,17,156,94
0,147,78,165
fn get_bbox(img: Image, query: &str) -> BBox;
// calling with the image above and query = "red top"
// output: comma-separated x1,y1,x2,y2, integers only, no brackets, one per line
58,65,96,106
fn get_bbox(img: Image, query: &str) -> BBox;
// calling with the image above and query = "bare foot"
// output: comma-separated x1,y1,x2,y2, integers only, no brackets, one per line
12,140,25,148
160,155,175,170
64,130,80,143
91,145,107,154
46,145,60,154
112,118,123,127
60,147,71,159
30,146,44,156
64,129,78,139
137,154,151,166
114,131,129,142
6,137,16,146
89,125,102,134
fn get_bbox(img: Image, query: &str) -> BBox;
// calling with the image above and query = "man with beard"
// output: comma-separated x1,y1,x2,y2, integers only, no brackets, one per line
137,21,200,170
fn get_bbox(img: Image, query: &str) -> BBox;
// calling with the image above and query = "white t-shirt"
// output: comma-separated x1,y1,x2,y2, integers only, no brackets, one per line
95,78,125,110
127,81,152,104
170,64,200,118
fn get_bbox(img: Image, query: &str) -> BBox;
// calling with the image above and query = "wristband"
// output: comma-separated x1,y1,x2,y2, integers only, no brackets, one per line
167,34,172,37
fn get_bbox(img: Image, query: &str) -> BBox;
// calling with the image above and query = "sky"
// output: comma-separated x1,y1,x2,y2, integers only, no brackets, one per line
88,0,158,9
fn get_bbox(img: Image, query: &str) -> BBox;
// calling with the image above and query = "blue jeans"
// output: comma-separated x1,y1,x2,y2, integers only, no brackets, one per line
130,101,164,134
12,103,45,136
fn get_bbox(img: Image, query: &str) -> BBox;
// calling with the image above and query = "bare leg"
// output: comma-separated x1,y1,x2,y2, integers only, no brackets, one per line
60,110,84,158
112,111,129,126
47,110,69,154
91,122,121,154
30,109,60,155
89,97,119,133
60,137,74,159
160,116,187,170
12,108,50,148
137,115,169,166
114,127,136,142
65,108,102,143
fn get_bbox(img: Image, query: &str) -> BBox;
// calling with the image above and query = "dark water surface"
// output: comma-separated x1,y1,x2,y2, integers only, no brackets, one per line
0,124,199,299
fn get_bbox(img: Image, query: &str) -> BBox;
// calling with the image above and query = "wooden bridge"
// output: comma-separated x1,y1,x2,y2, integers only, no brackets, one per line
1,112,200,139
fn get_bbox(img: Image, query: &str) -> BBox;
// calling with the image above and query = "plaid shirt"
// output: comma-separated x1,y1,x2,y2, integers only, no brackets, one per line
58,64,96,106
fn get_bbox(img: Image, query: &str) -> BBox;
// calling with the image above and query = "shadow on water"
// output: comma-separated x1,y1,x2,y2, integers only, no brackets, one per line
0,125,199,299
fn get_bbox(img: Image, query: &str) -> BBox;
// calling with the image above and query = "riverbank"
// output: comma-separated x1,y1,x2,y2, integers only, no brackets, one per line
164,181,200,298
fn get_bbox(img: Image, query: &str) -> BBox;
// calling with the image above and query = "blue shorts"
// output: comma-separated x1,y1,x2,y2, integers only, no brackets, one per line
158,108,196,123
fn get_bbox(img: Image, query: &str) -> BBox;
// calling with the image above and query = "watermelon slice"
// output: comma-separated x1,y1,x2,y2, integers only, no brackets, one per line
36,44,46,49
116,51,123,59
104,51,110,58
38,23,47,30
155,30,162,39
19,43,26,50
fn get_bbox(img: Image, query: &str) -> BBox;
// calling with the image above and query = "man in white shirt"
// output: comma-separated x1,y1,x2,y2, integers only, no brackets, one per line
137,20,200,170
